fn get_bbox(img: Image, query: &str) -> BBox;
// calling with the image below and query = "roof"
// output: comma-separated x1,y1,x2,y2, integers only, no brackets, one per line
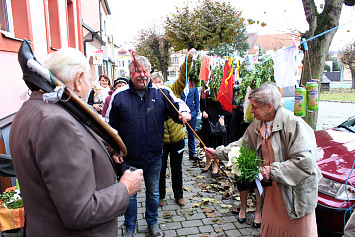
246,33,301,54
324,71,341,81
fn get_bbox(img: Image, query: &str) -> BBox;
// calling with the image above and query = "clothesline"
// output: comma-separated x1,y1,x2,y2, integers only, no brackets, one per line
284,19,355,51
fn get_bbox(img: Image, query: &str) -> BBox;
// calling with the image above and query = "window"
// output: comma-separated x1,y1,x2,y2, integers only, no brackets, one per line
0,0,14,34
0,0,33,52
172,56,179,64
66,0,76,48
44,0,61,51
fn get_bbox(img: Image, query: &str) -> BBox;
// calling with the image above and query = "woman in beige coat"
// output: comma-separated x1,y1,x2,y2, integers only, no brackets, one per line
205,82,321,237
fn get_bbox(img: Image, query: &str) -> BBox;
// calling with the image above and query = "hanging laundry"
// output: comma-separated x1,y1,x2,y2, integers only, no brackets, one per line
217,59,235,113
199,55,210,82
273,47,299,88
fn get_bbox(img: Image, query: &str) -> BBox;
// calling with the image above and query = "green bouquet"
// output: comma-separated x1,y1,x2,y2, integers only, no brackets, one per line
226,143,263,182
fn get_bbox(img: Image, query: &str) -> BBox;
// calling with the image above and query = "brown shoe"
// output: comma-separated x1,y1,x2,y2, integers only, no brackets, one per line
176,198,185,206
159,199,165,207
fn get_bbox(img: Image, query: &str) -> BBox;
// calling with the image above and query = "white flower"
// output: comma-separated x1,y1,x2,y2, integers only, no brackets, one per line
227,146,241,176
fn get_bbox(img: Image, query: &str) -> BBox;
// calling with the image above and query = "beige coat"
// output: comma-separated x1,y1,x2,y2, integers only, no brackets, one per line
10,92,129,237
216,107,322,219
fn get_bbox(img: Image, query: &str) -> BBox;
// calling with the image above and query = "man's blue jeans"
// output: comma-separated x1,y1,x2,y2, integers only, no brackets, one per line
186,116,197,157
121,160,161,231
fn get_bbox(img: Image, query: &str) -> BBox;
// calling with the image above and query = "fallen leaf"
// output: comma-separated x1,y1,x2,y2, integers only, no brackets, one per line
220,204,232,208
219,208,230,214
202,208,215,213
213,226,223,233
183,187,192,192
206,212,217,218
216,219,226,225
163,212,173,219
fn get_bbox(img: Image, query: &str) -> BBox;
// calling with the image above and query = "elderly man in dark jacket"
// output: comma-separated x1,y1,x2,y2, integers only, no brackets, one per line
106,56,191,237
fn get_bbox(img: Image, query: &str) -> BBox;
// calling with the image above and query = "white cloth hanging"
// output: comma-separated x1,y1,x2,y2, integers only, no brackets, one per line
273,47,299,88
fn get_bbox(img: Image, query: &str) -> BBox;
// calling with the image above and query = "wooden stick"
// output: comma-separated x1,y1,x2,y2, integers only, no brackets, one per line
129,51,233,182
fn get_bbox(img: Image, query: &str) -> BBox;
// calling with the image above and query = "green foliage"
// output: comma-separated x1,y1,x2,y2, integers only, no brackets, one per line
1,190,23,209
234,143,263,182
324,64,331,72
135,27,171,80
164,0,245,51
207,28,250,58
332,58,340,71
208,63,224,99
238,58,274,101
188,55,202,86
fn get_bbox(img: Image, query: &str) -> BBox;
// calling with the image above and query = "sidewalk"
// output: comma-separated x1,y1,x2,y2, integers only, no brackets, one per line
117,149,260,237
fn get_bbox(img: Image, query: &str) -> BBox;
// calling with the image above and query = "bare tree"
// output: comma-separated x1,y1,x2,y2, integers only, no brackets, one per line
340,42,355,89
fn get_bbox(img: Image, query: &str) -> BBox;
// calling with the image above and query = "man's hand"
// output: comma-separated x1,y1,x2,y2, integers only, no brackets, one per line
179,112,191,125
188,48,196,56
119,169,143,196
204,147,217,160
113,150,124,164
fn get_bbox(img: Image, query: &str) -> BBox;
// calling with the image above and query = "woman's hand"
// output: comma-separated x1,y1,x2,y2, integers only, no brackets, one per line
204,147,217,160
93,103,103,112
260,166,271,180
202,111,208,119
219,116,224,126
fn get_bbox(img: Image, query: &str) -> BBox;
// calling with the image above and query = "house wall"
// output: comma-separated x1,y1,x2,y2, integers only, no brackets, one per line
0,0,83,121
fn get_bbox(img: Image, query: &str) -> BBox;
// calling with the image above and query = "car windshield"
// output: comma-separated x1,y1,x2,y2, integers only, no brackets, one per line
337,116,355,133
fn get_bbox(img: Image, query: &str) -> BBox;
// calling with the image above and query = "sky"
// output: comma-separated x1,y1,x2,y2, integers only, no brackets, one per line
111,0,355,52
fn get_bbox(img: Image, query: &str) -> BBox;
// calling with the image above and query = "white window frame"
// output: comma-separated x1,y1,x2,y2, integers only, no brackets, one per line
0,0,14,37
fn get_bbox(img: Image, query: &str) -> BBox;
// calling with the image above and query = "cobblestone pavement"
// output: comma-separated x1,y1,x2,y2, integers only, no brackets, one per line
117,151,260,237
116,101,355,237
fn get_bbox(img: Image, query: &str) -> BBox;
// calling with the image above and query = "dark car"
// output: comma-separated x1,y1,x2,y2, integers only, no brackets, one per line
315,115,355,236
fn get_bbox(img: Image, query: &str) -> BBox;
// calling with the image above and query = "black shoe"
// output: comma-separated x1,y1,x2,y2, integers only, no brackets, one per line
252,221,261,228
201,164,212,173
211,172,220,178
189,155,202,161
237,217,246,224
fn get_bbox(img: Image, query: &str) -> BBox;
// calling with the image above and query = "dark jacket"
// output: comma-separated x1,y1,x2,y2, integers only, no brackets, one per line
181,88,200,118
108,80,186,167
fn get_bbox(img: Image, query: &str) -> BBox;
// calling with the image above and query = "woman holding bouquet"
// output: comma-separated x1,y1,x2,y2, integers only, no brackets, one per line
205,82,321,236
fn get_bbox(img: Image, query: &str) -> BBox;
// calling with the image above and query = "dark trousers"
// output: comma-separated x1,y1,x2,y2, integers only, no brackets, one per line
159,139,184,200
186,116,197,157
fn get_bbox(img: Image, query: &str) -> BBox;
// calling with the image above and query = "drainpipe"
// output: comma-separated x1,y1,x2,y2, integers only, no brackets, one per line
99,0,102,38
84,32,97,57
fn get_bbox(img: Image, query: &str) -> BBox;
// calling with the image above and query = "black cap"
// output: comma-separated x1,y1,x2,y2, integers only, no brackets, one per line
113,77,128,87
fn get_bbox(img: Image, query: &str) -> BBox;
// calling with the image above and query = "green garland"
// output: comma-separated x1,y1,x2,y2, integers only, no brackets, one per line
238,58,274,102
208,64,224,99
188,55,202,86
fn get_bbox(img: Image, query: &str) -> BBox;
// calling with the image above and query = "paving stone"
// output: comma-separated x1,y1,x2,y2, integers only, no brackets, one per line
224,229,243,237
198,224,215,233
176,226,199,236
181,219,203,228
160,222,182,230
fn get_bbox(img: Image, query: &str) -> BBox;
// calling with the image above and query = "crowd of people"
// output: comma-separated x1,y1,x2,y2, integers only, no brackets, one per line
12,46,355,237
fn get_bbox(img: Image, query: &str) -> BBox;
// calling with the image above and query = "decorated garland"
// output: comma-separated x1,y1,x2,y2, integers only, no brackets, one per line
238,57,274,102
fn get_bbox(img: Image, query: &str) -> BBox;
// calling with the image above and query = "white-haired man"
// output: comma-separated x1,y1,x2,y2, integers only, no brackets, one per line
10,48,143,237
